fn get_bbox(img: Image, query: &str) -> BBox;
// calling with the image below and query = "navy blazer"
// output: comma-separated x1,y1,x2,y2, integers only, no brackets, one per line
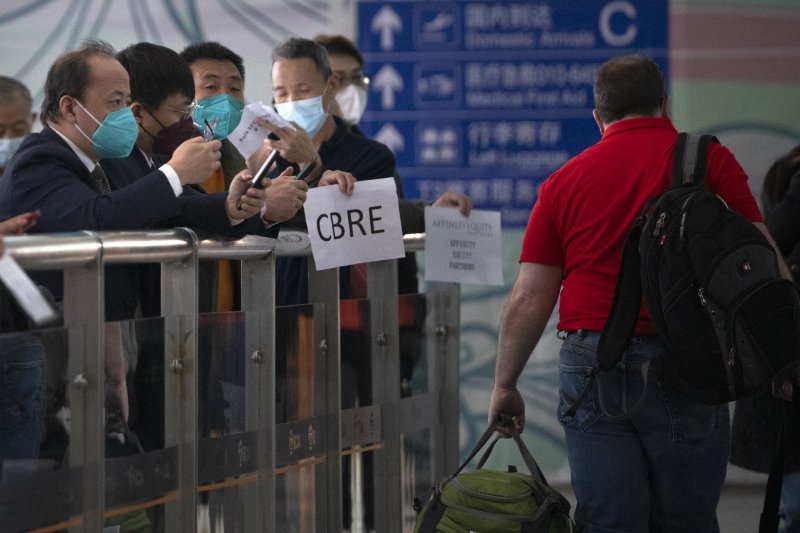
0,126,276,320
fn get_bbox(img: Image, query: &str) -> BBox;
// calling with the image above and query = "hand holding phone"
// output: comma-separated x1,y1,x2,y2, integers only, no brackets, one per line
251,149,280,189
235,149,281,210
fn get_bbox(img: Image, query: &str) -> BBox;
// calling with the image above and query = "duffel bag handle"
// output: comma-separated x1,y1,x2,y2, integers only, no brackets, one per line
449,416,548,487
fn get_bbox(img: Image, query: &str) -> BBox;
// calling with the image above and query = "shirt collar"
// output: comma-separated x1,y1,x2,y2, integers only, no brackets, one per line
602,116,676,140
51,127,95,172
137,146,155,169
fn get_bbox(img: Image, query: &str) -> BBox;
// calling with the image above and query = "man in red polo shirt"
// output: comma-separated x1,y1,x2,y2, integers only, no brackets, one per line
488,55,772,532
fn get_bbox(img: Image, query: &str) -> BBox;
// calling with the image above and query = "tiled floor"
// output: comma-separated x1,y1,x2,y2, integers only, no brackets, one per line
554,481,769,532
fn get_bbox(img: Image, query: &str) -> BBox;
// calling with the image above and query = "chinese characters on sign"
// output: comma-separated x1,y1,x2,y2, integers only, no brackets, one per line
358,1,668,228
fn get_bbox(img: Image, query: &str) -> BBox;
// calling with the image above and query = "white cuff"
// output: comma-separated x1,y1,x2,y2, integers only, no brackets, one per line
159,164,183,197
260,205,280,229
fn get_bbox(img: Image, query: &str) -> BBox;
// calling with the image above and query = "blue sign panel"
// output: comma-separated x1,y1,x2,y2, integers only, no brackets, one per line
357,1,669,227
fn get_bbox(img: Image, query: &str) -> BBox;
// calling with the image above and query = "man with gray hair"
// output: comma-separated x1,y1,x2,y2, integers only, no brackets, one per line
259,36,403,304
0,76,36,174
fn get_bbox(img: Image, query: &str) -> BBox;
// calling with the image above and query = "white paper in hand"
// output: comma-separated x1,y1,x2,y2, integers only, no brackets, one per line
228,101,295,159
303,177,405,270
0,251,58,325
424,207,504,285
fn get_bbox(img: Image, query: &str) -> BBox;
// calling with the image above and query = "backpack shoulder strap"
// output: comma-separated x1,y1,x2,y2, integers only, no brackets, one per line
672,132,719,188
596,223,643,371
565,133,720,419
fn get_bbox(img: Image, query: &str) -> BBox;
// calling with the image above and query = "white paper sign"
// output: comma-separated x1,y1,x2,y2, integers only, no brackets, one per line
303,177,405,270
228,101,294,159
0,251,58,325
424,207,504,285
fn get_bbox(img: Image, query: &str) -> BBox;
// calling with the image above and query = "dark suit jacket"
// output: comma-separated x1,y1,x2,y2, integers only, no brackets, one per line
0,126,276,320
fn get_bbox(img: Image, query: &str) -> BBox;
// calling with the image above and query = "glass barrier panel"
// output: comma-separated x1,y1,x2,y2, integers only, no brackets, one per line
401,429,434,532
339,298,379,532
0,327,78,531
398,293,428,397
275,304,326,532
103,316,174,532
398,294,438,532
196,310,256,532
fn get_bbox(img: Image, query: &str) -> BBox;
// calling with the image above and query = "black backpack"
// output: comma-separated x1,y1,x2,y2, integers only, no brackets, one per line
583,133,800,410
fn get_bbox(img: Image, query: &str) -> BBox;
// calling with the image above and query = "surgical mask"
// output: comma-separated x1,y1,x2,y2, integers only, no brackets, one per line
335,84,368,125
73,99,138,159
0,136,25,168
192,94,243,140
153,116,196,156
275,94,328,137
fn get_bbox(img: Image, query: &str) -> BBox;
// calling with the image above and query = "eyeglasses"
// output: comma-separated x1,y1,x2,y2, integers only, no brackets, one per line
335,70,369,87
163,104,194,120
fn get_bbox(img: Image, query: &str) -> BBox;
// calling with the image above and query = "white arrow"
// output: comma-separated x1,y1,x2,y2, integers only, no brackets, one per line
372,64,403,109
371,5,402,50
374,124,405,154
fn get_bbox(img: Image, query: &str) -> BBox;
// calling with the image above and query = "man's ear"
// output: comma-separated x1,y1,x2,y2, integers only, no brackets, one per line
129,102,145,123
327,73,340,96
593,109,605,135
58,95,78,124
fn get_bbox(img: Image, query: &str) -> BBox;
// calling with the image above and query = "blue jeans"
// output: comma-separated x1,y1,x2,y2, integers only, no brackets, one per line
0,332,46,483
558,330,730,533
781,471,800,532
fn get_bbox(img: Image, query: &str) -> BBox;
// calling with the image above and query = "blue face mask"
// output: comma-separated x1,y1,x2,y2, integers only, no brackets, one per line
73,100,138,159
0,136,26,168
192,94,244,140
274,94,329,137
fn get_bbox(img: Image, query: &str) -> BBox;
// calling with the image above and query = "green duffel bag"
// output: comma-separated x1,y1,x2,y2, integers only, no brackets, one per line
413,418,574,532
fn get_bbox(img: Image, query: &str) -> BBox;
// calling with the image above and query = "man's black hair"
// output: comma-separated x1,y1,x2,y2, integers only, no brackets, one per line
41,39,116,125
593,55,665,124
116,42,194,110
180,41,245,81
0,76,32,107
313,34,363,68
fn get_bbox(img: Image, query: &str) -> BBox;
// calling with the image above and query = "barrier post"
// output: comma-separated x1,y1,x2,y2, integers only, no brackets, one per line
159,229,199,530
368,259,401,533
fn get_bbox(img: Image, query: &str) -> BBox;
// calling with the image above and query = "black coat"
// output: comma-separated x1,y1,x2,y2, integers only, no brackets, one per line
730,172,800,474
0,127,275,320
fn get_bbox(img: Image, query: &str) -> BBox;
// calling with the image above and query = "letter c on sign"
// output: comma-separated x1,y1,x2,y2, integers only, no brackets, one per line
317,214,331,242
599,1,637,47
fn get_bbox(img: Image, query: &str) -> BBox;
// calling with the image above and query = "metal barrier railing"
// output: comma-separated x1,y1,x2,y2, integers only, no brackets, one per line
0,229,459,533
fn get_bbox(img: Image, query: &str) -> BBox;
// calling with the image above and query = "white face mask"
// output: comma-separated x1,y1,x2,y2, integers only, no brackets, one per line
274,94,329,137
335,84,368,125
0,136,26,168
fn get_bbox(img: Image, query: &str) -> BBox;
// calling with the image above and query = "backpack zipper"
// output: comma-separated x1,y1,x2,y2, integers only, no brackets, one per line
653,212,666,237
698,288,735,368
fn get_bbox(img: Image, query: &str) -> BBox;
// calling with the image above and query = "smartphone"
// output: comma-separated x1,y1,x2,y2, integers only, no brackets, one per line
251,149,280,189
295,159,317,181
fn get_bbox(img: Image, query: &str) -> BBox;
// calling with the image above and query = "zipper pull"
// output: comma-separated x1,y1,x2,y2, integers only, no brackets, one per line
653,212,666,237
679,212,688,240
728,347,736,367
698,288,706,306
